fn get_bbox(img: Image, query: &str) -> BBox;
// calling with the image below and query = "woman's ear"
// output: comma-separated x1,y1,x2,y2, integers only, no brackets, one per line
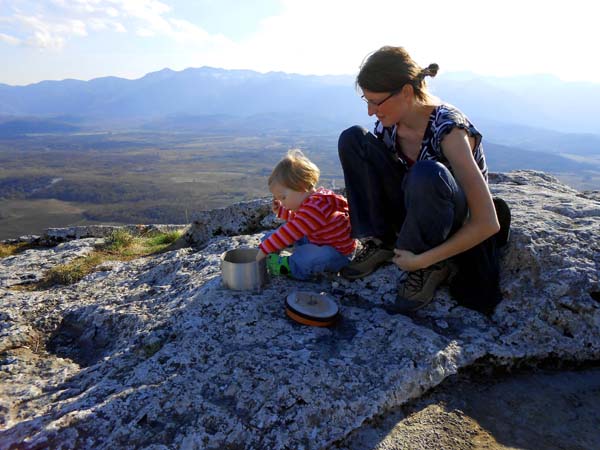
401,83,414,100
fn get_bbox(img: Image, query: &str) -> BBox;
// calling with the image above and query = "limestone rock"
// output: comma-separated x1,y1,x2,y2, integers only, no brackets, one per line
0,239,99,288
187,198,273,247
43,224,187,245
0,171,598,449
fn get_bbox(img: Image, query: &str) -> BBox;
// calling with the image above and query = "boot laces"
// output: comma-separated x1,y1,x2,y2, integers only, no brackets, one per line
354,240,378,263
404,269,425,293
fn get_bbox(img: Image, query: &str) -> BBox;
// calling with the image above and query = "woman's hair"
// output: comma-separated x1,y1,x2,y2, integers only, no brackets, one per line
356,46,439,104
268,149,320,192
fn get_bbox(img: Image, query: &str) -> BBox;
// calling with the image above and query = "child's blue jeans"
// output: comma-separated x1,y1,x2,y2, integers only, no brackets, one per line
262,234,351,280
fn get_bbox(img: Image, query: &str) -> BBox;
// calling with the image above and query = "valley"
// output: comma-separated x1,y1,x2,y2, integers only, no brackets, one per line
1,126,599,240
0,130,344,239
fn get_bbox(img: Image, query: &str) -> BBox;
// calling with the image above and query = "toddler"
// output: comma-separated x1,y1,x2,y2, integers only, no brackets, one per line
256,149,356,280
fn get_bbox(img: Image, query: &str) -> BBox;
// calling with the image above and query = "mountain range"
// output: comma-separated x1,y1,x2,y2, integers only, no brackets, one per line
0,68,363,131
1,66,600,194
1,66,599,135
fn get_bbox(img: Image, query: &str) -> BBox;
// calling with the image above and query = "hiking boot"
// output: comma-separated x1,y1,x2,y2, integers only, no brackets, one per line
266,254,292,276
340,239,394,280
392,262,450,312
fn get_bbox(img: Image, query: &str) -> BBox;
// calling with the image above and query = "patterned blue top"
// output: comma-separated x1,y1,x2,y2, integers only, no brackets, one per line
373,103,488,180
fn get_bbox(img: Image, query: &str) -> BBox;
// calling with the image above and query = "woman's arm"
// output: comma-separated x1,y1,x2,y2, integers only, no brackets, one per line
393,128,500,271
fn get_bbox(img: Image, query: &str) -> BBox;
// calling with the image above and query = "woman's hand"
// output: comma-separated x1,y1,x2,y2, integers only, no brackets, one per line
272,199,282,215
393,248,424,272
256,249,267,261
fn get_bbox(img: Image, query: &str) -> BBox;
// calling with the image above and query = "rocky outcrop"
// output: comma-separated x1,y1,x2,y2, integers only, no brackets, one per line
2,224,188,247
187,199,273,247
0,171,598,449
44,224,188,245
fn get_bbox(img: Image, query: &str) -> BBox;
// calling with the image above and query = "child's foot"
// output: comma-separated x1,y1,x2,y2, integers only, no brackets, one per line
266,254,292,276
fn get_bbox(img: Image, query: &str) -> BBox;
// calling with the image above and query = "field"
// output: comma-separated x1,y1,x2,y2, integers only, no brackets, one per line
2,128,600,241
0,198,103,240
0,131,345,240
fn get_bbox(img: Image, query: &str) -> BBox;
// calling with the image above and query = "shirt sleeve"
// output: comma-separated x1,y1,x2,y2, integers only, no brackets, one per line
277,205,294,222
259,199,326,254
374,120,396,150
434,106,482,155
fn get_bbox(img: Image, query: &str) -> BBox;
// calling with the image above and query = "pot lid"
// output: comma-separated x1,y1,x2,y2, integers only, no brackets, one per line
285,291,339,323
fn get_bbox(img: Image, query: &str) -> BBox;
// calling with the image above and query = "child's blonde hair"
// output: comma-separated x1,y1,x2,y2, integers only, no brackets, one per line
268,149,320,192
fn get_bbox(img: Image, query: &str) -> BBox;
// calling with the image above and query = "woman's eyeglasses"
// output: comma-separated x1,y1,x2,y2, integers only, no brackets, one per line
361,88,402,107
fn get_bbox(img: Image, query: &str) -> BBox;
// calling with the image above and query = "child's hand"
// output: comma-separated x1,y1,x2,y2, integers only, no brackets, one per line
271,199,282,215
256,249,267,261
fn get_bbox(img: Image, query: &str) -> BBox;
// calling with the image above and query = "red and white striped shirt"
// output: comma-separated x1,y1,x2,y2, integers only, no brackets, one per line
259,187,356,256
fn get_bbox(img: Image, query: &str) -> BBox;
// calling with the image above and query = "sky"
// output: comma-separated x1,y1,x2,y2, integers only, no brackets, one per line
1,0,599,86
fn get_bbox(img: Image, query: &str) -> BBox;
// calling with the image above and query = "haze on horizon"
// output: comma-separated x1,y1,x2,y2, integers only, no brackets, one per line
1,0,599,87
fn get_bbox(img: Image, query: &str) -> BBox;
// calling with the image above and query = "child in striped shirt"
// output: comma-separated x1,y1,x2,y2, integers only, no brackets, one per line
256,149,357,280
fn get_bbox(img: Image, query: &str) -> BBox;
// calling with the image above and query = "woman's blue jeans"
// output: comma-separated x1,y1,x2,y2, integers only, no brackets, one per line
338,125,467,251
338,125,501,314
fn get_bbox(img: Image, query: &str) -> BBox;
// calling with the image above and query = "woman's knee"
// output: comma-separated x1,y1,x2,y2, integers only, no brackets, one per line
338,125,368,160
404,160,453,192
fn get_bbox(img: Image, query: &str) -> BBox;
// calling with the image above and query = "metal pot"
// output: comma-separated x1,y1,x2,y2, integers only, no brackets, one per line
221,248,267,291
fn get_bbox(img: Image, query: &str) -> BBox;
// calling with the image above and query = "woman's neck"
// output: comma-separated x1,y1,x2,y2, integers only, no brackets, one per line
397,103,435,132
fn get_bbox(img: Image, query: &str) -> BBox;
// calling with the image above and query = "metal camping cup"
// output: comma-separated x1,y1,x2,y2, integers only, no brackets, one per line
221,248,267,291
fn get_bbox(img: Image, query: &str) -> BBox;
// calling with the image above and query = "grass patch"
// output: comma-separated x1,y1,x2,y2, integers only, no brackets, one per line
99,229,183,258
0,242,21,258
44,253,105,286
0,241,39,258
36,229,184,288
144,230,181,249
103,228,135,251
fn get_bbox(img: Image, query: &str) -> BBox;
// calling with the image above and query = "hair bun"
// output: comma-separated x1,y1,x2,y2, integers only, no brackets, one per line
422,63,439,78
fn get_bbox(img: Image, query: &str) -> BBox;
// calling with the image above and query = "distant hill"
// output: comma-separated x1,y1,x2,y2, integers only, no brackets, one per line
428,73,600,135
0,67,599,185
0,68,364,128
476,119,600,156
484,142,591,173
140,112,352,134
0,117,81,136
1,67,599,135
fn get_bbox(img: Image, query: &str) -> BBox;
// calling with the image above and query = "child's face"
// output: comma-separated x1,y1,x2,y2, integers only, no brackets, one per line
269,182,309,211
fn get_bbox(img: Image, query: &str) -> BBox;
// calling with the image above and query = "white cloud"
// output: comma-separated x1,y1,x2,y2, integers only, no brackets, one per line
106,7,120,18
0,32,21,46
2,0,599,83
113,22,127,33
88,18,108,31
196,0,600,82
28,31,65,49
193,0,412,75
116,0,172,21
136,27,155,37
2,0,222,50
12,14,83,49
166,18,230,47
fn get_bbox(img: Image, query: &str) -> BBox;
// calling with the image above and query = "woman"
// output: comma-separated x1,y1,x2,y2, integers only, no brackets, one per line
338,46,505,314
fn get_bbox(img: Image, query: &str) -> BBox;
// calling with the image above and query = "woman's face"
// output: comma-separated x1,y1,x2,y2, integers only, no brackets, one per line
362,88,408,127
